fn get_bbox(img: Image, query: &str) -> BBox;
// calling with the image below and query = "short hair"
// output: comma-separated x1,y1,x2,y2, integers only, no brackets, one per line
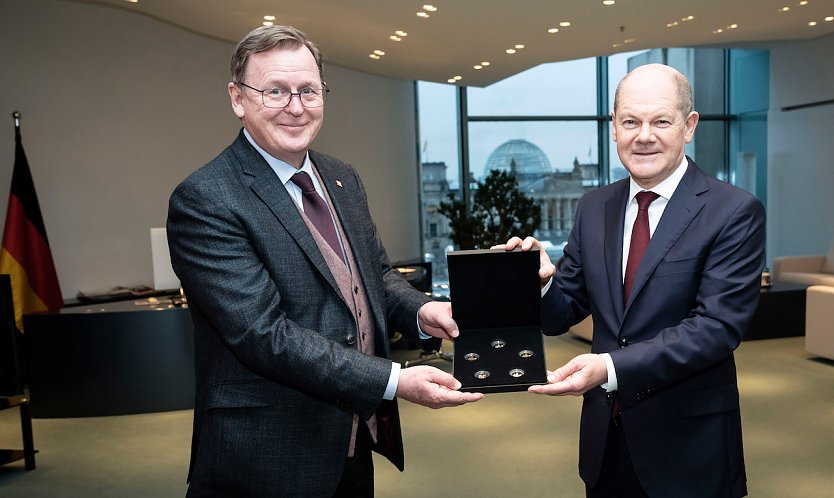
230,25,324,85
613,65,693,117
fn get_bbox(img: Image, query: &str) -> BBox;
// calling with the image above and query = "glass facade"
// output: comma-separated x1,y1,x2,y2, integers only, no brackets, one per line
417,48,768,292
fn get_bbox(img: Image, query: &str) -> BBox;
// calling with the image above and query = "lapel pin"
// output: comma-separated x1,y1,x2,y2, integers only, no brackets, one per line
336,180,343,188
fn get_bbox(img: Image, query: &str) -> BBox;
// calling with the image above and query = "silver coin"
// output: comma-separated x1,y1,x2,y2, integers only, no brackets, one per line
490,339,506,349
509,368,525,378
474,370,490,380
464,352,480,361
518,350,534,358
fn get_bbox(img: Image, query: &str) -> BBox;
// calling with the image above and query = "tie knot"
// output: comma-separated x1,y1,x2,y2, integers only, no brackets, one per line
290,171,316,193
635,191,660,211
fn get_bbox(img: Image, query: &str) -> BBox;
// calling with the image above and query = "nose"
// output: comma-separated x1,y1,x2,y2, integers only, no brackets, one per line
284,93,305,115
637,122,654,143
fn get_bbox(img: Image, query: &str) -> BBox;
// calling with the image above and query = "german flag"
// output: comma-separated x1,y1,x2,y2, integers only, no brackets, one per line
0,119,62,331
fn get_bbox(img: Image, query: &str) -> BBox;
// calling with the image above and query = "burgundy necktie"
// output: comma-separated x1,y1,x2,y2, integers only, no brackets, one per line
290,171,344,263
624,191,660,302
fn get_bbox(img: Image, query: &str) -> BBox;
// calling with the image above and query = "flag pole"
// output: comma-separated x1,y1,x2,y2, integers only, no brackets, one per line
12,111,21,129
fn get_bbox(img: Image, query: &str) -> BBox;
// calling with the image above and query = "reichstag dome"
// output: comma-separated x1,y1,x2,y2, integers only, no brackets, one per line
484,139,552,185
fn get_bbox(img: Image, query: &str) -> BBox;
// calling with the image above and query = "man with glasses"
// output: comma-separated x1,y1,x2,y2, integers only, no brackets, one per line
167,25,482,498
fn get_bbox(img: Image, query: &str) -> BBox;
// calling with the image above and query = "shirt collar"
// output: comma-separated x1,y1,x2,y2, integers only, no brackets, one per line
242,128,312,186
628,155,688,203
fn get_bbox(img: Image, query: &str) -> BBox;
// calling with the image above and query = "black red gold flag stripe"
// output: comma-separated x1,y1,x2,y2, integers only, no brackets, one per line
1,119,62,330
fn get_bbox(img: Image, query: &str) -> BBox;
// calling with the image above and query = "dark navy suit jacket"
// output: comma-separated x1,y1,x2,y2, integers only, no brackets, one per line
167,130,432,497
543,159,764,498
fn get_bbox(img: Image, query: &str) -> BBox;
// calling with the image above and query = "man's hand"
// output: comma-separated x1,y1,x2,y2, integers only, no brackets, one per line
397,365,484,408
491,236,556,287
418,301,458,340
528,354,608,396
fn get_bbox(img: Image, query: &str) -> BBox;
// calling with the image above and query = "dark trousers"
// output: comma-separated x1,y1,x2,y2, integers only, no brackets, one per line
333,423,374,498
586,417,649,498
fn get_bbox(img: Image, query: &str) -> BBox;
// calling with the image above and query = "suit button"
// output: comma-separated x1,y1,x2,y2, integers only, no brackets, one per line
618,337,629,348
346,334,356,345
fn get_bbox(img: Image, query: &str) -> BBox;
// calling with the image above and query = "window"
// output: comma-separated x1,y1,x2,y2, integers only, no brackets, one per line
418,48,766,291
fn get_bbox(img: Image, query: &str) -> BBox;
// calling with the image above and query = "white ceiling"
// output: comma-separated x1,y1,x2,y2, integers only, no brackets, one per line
73,0,834,87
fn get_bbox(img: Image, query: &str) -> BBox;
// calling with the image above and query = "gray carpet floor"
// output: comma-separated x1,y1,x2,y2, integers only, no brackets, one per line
1,333,832,497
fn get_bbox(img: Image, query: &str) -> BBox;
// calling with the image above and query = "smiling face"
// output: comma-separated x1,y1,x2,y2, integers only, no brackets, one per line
611,64,699,189
228,44,324,168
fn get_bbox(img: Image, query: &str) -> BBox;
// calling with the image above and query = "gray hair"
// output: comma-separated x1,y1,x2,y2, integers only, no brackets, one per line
230,25,324,85
613,65,693,116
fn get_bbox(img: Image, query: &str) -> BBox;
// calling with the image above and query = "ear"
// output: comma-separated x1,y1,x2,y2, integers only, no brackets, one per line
610,112,618,142
228,82,245,119
683,111,699,143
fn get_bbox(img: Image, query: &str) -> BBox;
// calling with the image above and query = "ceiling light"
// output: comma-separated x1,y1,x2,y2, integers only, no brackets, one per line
263,15,275,21
624,38,635,43
729,24,739,29
514,44,525,49
667,22,679,27
416,12,429,18
713,28,724,34
781,6,790,12
474,65,483,70
447,78,456,83
453,76,462,81
799,1,809,5
395,30,408,37
809,21,818,26
262,21,273,26
559,21,572,27
423,4,437,11
603,0,616,5
547,28,560,33
370,54,381,60
124,0,139,3
389,36,402,41
373,50,385,56
826,16,834,21
612,43,622,48
506,48,517,54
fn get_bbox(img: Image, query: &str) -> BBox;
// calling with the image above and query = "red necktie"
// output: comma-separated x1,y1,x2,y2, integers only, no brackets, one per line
290,171,344,263
624,191,660,301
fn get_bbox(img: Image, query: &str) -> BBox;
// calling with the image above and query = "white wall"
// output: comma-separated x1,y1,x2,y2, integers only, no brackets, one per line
767,33,834,261
0,0,420,298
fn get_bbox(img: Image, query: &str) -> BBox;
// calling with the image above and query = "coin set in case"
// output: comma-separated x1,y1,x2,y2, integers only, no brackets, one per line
447,249,548,393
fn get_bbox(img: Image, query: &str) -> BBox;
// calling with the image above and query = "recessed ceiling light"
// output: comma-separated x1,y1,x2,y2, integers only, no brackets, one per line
447,78,456,83
481,61,491,66
262,21,273,26
624,38,635,43
474,65,483,70
612,43,622,48
682,15,695,21
826,16,834,21
547,28,560,33
506,48,517,54
370,54,381,60
713,28,724,34
799,1,809,5
373,50,385,56
667,21,679,27
809,21,818,26
603,0,616,5
559,21,572,27
263,15,275,21
390,36,402,41
729,23,739,29
453,76,462,81
514,44,525,49
781,6,791,12
125,0,139,3
423,4,437,12
395,30,408,37
416,12,429,18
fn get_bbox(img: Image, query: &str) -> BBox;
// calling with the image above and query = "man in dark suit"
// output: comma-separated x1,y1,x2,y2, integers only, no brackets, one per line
500,64,764,497
167,25,482,497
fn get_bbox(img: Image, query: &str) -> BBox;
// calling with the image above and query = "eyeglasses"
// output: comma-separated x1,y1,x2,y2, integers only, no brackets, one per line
238,82,328,108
